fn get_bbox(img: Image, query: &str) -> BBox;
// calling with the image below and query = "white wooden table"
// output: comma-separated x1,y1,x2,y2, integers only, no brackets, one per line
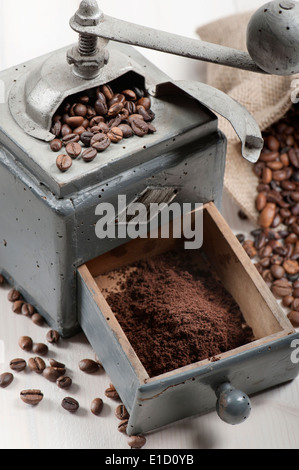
1,0,299,451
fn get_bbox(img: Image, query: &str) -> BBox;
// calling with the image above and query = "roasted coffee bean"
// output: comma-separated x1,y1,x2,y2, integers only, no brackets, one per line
61,124,72,138
270,264,285,279
118,420,129,433
82,148,98,163
283,259,299,275
115,404,130,420
107,127,123,143
288,310,299,327
12,300,25,314
73,125,86,136
108,101,124,117
91,133,111,152
242,240,257,259
61,397,79,413
79,359,101,374
56,154,73,173
32,343,48,356
49,359,65,369
127,435,146,449
46,330,60,344
56,376,72,389
283,295,294,307
100,84,114,101
10,358,26,372
236,234,245,244
105,384,120,400
91,398,104,416
80,131,94,147
131,118,149,137
51,121,62,137
122,89,137,101
7,288,21,302
90,116,105,127
18,336,33,352
119,123,133,138
91,122,109,134
271,279,293,298
21,303,35,317
72,103,87,117
66,116,85,129
20,390,43,406
28,357,46,374
94,98,108,116
50,139,63,152
137,97,151,110
259,203,276,228
65,142,82,159
0,372,14,388
291,298,299,311
62,133,80,145
256,192,267,212
43,366,65,382
31,313,44,326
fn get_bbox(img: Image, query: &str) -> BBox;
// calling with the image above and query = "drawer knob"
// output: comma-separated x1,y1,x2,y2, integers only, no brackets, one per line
215,383,251,425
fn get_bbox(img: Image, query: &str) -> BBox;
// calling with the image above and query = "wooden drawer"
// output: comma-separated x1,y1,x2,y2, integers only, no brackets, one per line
77,202,299,435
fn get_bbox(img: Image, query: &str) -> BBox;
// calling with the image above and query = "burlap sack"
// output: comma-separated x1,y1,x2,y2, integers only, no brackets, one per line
197,11,297,223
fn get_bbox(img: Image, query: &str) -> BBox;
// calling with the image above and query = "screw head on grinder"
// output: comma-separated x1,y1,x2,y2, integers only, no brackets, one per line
67,0,109,80
247,0,299,75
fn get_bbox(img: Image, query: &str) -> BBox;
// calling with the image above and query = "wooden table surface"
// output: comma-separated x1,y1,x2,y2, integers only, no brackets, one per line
1,0,299,451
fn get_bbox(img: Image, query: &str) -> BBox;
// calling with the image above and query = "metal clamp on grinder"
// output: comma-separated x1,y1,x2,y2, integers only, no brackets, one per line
1,0,299,432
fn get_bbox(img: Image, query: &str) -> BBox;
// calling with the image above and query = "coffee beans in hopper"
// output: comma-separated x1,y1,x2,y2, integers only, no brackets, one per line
50,83,157,172
241,105,299,328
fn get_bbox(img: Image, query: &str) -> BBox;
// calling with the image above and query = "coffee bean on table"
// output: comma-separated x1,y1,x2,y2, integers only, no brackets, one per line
43,367,65,382
105,384,119,400
28,357,46,374
80,131,94,147
46,330,60,344
65,142,82,159
49,359,65,369
7,288,21,302
12,300,25,314
32,343,48,356
271,279,293,298
127,435,146,449
115,404,130,420
21,303,35,317
56,154,73,173
79,359,101,373
18,336,33,352
20,390,43,406
10,358,27,372
91,398,104,416
56,376,72,390
118,124,133,138
0,372,14,388
118,420,129,433
31,313,44,326
61,397,79,413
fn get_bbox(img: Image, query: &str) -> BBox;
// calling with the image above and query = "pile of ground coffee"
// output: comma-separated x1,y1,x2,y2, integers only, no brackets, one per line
106,250,254,377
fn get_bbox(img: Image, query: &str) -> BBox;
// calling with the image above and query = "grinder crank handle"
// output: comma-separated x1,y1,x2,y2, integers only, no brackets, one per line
155,80,264,164
215,383,252,425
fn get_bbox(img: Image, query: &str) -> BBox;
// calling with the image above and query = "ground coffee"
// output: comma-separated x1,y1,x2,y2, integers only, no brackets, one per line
106,250,254,377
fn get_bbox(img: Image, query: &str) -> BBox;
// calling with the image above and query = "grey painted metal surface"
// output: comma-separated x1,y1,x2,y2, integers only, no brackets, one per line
247,1,299,75
69,0,299,76
0,44,228,337
127,334,299,434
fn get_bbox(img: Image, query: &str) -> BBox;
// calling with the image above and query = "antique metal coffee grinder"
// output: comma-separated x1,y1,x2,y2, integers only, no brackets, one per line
1,0,299,432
